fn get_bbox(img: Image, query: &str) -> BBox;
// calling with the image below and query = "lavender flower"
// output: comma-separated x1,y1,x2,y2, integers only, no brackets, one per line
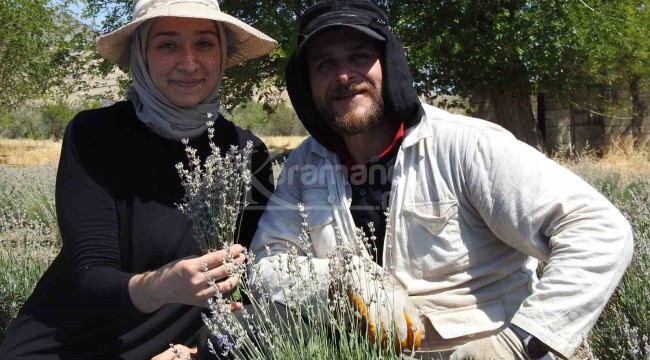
175,119,253,253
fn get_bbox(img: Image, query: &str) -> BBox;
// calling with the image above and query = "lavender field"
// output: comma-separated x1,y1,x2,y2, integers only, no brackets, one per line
0,141,648,359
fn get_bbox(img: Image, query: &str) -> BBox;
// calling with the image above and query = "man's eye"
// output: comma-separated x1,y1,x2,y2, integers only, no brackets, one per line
353,53,371,61
315,59,333,71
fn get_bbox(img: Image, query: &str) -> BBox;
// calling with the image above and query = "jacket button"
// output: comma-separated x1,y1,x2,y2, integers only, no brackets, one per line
327,195,335,203
358,189,367,196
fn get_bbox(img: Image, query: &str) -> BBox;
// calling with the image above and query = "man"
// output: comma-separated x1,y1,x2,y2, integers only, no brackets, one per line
250,1,634,359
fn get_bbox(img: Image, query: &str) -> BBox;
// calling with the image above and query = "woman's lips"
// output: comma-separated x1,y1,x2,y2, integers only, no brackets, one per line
171,79,204,88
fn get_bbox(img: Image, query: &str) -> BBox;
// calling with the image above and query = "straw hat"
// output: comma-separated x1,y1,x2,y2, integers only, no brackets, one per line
95,0,277,68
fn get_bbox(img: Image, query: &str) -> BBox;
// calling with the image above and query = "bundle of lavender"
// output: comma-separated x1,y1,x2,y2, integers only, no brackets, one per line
175,115,252,300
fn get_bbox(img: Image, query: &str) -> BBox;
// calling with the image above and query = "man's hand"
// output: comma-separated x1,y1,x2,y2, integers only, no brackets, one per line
332,255,423,353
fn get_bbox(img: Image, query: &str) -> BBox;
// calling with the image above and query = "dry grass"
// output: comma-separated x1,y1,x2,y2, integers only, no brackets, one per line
556,136,650,181
0,139,62,166
4,136,646,174
0,137,307,167
260,135,307,153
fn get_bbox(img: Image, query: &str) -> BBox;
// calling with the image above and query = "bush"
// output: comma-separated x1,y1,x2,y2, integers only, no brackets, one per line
227,100,307,137
41,100,80,140
0,100,101,140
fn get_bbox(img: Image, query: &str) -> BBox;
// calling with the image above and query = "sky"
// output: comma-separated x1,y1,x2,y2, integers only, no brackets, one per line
54,0,108,28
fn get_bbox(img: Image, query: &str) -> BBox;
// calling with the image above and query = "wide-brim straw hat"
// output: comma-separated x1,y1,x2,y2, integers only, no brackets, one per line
95,0,277,68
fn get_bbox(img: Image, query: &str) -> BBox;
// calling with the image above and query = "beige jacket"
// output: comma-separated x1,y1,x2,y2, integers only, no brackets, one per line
250,104,633,359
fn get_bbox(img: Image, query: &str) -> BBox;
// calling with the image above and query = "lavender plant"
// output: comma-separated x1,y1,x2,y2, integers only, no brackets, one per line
585,176,650,360
199,204,417,360
0,165,58,341
175,115,253,253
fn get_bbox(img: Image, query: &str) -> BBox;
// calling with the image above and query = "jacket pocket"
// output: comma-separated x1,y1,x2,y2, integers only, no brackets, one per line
402,200,467,278
302,186,336,256
423,299,506,339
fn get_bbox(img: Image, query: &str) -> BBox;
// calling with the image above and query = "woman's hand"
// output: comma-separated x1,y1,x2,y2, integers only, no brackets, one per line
129,244,246,313
152,345,197,360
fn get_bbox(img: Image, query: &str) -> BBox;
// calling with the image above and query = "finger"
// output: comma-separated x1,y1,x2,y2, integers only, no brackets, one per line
347,290,384,345
229,301,244,312
215,275,239,294
198,275,240,299
200,248,246,269
208,260,243,281
405,310,422,351
392,307,409,347
151,347,176,360
228,244,245,256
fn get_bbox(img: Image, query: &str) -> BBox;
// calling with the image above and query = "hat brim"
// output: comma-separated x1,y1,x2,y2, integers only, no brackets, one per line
95,3,277,68
295,23,386,58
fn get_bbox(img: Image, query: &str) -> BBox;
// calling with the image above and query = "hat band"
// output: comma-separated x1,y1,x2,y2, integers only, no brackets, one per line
133,0,219,19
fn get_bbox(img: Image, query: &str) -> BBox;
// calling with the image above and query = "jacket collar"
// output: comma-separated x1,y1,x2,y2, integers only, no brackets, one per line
402,104,437,149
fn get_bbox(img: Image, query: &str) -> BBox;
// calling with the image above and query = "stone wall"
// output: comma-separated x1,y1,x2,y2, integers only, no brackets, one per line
471,90,650,153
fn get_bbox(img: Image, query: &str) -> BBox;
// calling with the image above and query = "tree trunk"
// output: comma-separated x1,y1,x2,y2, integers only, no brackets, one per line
629,75,650,146
470,88,546,152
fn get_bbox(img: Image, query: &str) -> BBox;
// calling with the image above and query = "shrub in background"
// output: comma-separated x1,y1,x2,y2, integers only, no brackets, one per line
40,100,81,140
0,107,43,139
227,100,307,137
0,100,101,140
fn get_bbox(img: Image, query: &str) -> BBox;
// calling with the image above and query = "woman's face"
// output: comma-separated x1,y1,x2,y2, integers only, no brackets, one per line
146,17,222,108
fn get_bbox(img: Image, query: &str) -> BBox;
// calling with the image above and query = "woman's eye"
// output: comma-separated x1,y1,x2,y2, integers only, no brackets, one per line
198,40,216,49
157,42,175,50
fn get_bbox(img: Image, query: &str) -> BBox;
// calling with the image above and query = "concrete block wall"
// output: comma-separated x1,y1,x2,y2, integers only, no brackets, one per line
471,90,647,152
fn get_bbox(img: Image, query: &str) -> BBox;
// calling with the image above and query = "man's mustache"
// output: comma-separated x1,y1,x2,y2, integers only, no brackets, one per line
327,82,373,101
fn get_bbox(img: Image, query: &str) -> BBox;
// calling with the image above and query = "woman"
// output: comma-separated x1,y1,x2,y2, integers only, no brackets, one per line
0,0,277,359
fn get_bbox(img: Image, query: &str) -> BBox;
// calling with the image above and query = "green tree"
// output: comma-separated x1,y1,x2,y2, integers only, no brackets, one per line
0,0,90,115
388,1,601,150
573,1,650,145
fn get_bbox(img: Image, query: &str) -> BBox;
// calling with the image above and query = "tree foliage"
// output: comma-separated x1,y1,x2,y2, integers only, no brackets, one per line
571,1,650,143
388,1,589,98
573,1,650,87
0,0,91,114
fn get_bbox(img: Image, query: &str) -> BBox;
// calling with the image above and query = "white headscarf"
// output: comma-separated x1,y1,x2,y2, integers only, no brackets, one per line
125,19,227,140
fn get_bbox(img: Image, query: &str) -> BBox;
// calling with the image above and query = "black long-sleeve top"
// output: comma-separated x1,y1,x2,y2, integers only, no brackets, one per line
0,101,274,359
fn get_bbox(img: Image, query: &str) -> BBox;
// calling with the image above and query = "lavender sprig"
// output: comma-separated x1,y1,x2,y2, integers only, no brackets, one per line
175,117,253,253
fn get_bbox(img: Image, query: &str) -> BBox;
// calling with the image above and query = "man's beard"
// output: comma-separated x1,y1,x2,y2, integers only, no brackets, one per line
316,81,385,136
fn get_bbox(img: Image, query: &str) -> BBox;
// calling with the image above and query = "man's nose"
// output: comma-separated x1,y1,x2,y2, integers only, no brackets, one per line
335,63,355,84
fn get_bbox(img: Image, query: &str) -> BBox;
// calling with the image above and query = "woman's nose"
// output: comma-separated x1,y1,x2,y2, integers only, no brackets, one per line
176,44,199,72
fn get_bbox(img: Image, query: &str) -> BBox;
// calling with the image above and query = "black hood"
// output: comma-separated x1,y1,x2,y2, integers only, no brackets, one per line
285,0,424,150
